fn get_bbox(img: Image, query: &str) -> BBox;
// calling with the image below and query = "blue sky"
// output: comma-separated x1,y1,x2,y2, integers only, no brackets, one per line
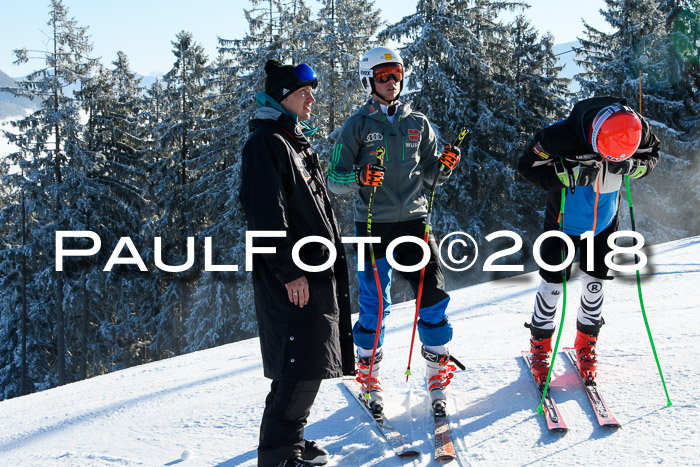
1,0,610,78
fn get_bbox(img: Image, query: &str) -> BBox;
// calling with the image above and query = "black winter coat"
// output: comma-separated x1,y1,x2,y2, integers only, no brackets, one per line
240,108,354,381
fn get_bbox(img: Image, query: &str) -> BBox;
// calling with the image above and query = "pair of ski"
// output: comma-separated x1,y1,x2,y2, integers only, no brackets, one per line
522,347,620,431
342,378,456,460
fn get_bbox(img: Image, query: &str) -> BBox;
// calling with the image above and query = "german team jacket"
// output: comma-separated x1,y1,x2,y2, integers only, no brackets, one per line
326,99,450,223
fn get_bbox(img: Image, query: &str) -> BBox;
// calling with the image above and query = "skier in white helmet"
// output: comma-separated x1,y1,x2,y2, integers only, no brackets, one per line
327,46,462,417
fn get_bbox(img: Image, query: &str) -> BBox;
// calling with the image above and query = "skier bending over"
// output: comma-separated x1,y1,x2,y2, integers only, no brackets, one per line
517,96,660,385
326,46,462,416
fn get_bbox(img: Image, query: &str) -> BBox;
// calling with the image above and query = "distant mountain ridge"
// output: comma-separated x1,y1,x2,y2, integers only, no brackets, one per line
2,41,579,119
0,68,39,119
1,68,161,121
553,40,583,93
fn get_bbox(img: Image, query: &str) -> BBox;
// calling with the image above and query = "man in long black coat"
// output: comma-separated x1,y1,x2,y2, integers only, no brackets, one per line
240,60,354,467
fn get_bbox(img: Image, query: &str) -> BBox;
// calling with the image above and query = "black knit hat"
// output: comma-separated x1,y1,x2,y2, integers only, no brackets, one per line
264,59,318,104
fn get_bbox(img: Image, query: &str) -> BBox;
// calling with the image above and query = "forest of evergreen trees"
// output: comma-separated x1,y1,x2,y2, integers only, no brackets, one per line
0,0,697,400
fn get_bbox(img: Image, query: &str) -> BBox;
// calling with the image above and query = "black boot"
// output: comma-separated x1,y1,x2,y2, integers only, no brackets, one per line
301,439,328,466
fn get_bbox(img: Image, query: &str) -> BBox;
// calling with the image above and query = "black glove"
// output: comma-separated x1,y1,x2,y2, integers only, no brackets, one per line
554,161,600,187
573,164,600,186
439,144,461,172
356,163,386,187
607,159,647,179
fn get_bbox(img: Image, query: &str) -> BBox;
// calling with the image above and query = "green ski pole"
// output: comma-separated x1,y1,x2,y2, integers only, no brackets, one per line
624,175,672,406
538,185,569,414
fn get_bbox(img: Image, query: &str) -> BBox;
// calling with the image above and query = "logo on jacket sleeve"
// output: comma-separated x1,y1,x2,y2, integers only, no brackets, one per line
408,129,420,142
532,142,550,159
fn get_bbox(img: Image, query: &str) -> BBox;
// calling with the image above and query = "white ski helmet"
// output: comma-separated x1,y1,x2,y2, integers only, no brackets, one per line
359,46,405,97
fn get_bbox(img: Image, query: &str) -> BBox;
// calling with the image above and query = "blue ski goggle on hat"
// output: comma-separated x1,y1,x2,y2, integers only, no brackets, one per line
294,63,318,88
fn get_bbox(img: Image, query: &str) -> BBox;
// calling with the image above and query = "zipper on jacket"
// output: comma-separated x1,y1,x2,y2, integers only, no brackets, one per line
383,128,388,162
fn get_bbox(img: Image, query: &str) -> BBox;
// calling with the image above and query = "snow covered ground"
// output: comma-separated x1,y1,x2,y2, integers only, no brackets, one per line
0,236,698,466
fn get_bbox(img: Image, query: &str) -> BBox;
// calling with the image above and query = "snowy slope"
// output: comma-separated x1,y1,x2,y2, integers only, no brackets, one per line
0,236,698,466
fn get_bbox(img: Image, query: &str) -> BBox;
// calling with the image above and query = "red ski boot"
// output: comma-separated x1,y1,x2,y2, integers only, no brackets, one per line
355,348,384,418
422,346,457,416
529,327,554,386
574,326,599,384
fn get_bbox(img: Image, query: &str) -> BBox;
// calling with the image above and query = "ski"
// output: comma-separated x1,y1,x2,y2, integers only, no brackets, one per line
433,408,456,460
563,347,621,427
522,351,569,432
341,378,419,457
426,378,456,460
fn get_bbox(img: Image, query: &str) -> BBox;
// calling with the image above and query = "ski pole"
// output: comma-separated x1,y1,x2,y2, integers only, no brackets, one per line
405,128,468,381
624,175,672,406
364,149,385,403
538,184,569,414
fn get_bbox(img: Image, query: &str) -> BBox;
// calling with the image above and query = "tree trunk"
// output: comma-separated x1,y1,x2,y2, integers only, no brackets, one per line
20,191,29,395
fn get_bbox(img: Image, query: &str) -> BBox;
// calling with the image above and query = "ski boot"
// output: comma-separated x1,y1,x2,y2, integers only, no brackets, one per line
528,326,555,388
422,345,457,416
355,348,384,418
574,322,601,385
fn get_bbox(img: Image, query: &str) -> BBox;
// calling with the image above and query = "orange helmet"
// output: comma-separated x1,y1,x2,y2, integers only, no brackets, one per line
589,104,642,162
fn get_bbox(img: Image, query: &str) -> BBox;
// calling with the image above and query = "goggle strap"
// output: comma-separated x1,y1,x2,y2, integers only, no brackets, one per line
590,104,629,153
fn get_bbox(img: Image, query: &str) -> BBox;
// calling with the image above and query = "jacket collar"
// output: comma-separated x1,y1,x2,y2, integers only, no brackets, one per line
360,98,411,123
253,91,319,137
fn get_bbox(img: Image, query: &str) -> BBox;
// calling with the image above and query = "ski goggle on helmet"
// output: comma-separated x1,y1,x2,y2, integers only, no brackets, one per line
589,104,642,162
293,63,318,89
373,63,403,83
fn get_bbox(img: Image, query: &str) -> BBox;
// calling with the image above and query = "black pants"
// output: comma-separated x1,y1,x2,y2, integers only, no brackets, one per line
258,379,321,467
539,216,619,283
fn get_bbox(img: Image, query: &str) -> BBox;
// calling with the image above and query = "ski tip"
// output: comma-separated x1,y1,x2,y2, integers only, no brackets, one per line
602,422,622,429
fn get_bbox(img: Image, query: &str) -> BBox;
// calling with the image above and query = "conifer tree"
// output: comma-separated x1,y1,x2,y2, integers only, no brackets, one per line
504,14,571,265
183,55,252,351
149,31,213,357
191,0,319,348
380,0,567,284
76,52,151,374
1,0,98,388
576,0,700,242
310,0,382,146
0,169,32,398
